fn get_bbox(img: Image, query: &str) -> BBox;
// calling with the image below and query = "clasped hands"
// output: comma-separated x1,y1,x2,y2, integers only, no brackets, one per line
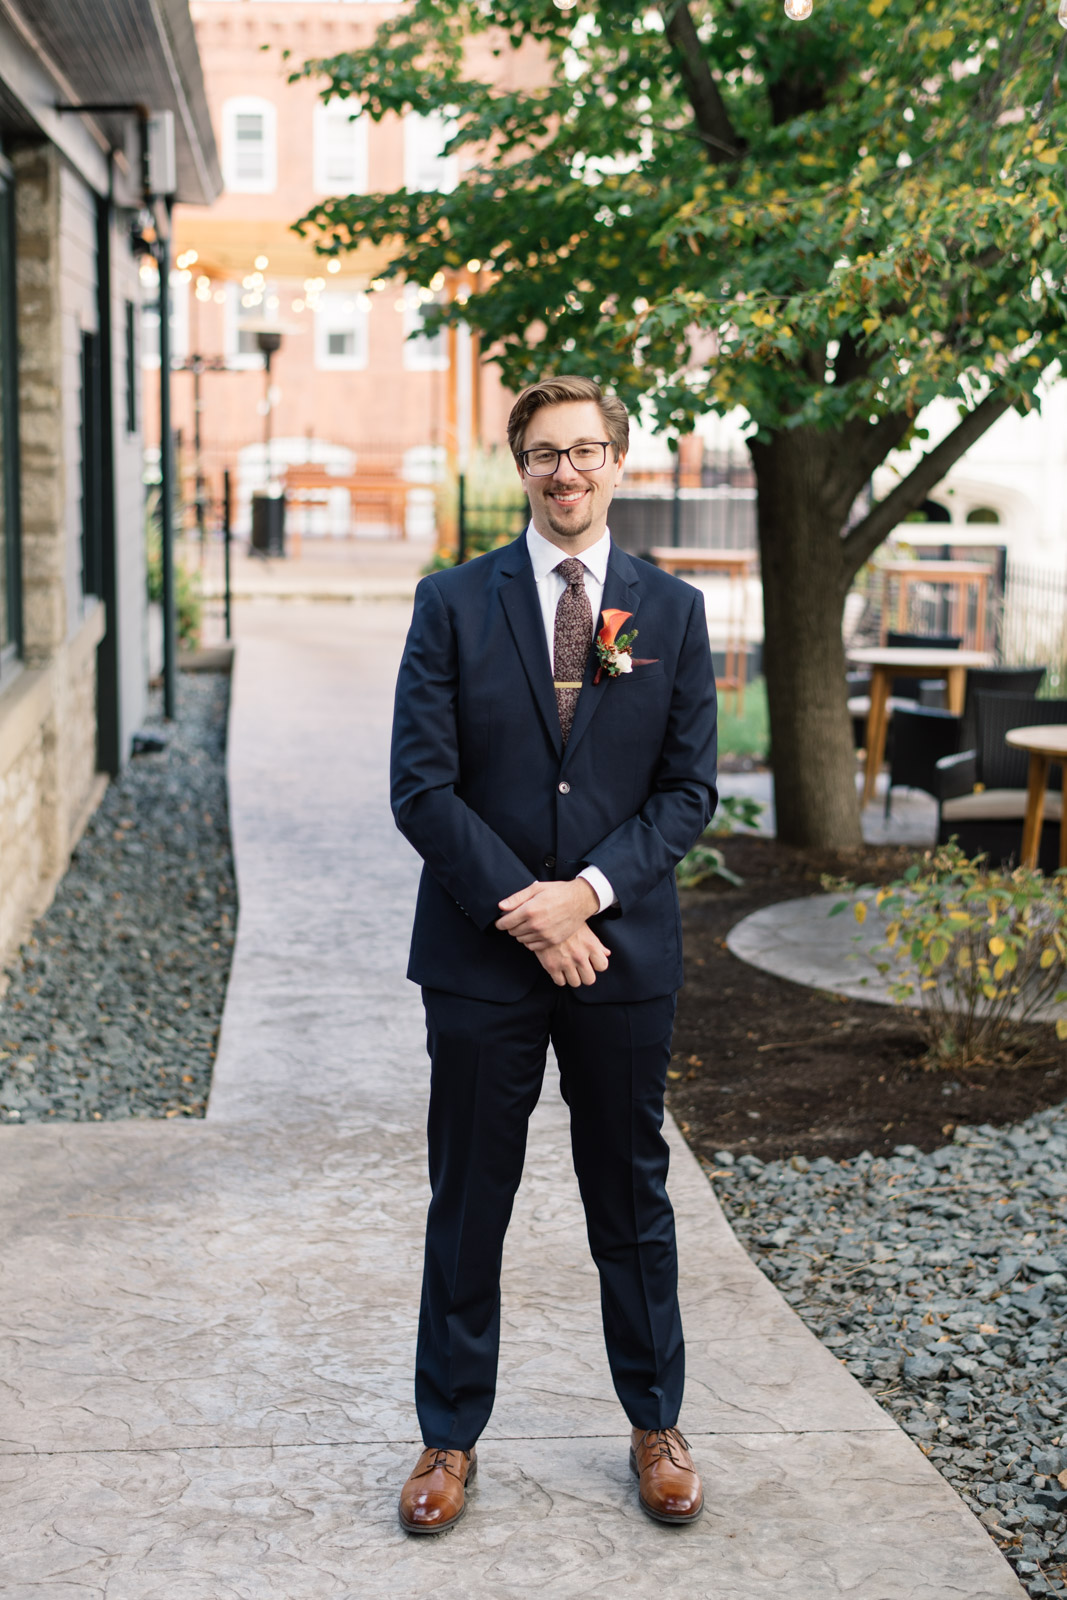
495,879,609,988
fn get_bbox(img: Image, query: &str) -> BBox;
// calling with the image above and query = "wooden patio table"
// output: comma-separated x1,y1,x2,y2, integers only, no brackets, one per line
1005,725,1067,870
849,645,994,808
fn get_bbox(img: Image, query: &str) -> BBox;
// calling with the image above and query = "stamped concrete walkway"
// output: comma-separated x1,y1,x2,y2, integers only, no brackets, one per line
1,600,1025,1599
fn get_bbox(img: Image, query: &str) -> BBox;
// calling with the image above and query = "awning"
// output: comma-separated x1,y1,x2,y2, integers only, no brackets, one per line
2,0,221,205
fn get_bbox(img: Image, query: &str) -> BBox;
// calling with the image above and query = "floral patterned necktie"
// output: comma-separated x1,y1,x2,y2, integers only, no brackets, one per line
553,557,593,744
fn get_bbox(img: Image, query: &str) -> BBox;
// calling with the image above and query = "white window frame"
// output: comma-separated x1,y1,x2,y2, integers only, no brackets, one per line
403,111,458,194
141,273,189,370
222,96,277,194
314,289,369,371
225,282,280,370
403,284,449,372
313,100,368,194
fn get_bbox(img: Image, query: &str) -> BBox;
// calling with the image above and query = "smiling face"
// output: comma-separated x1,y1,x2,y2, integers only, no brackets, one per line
516,399,626,553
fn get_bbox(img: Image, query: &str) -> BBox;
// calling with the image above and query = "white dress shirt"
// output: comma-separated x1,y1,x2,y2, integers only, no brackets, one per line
525,523,617,914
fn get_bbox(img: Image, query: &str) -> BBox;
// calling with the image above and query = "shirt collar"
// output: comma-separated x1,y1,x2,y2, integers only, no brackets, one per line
525,522,612,585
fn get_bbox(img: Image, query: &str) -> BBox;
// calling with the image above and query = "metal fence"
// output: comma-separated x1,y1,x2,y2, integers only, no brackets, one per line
998,560,1067,692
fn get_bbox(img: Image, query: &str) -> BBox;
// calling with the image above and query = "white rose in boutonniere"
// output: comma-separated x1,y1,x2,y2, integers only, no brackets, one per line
616,653,633,673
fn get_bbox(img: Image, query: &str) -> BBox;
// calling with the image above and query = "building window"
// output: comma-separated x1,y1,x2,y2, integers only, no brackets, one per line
403,284,448,371
0,158,20,669
225,282,280,369
124,301,138,433
966,507,1001,524
141,272,189,369
314,101,368,194
403,112,458,193
314,289,369,370
222,97,277,193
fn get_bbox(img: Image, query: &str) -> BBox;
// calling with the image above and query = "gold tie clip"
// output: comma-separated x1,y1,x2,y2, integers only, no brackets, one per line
554,681,583,689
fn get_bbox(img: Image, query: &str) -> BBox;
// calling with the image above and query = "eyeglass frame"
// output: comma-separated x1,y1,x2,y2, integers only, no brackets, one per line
518,441,614,477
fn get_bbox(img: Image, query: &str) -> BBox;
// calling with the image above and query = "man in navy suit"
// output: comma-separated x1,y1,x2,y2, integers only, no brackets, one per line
391,375,718,1534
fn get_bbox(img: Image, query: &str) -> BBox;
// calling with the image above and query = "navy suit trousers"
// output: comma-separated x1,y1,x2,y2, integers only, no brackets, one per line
416,979,683,1449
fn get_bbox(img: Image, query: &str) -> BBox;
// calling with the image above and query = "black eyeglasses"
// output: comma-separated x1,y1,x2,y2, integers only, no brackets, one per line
519,442,611,476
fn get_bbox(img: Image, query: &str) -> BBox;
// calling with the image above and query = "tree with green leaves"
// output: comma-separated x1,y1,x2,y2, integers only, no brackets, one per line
292,0,1067,847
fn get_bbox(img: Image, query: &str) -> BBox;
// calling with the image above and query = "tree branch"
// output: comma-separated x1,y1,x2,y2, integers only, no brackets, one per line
824,411,914,532
840,392,1012,576
658,1,743,164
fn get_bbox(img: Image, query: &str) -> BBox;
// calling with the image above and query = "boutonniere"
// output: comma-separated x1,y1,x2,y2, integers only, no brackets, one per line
593,609,659,684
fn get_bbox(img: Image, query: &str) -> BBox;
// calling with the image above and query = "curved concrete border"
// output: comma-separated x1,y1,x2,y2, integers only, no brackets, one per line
727,890,900,1006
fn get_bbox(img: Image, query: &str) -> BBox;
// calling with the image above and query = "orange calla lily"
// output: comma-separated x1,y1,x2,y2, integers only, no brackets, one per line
598,609,633,646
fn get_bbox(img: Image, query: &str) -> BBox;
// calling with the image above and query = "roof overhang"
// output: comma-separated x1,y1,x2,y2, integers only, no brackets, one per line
0,0,221,205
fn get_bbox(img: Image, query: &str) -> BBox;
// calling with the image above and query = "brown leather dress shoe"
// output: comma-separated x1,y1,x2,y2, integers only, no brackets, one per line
398,1445,477,1535
630,1427,704,1524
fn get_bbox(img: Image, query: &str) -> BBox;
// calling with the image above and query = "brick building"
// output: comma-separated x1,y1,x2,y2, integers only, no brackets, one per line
163,0,519,536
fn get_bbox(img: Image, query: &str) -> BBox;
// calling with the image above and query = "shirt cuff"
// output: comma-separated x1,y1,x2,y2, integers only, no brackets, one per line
578,865,617,914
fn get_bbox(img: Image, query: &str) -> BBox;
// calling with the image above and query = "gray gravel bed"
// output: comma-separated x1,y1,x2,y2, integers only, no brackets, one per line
711,1115,1067,1597
0,672,235,1123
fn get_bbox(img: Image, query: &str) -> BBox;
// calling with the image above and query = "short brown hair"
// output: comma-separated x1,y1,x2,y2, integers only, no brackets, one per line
507,374,629,463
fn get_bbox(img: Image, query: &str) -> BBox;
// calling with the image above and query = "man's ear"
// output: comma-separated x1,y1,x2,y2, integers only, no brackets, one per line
614,451,627,486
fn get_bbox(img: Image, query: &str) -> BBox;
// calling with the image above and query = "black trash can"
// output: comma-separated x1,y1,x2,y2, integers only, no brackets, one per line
250,490,286,556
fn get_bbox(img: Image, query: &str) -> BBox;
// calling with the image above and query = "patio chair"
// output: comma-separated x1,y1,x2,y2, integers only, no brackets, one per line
934,690,1067,871
884,666,1046,817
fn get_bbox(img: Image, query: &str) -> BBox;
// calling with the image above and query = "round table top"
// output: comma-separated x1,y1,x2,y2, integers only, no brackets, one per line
1005,725,1067,758
848,647,994,668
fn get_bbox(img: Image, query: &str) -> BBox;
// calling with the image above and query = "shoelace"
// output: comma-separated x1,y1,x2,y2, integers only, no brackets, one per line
414,1447,468,1479
637,1427,690,1465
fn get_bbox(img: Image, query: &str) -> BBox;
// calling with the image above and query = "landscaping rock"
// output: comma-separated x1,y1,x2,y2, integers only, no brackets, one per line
0,674,234,1123
710,1106,1067,1598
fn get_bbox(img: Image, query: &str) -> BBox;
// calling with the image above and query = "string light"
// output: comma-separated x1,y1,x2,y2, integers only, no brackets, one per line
1059,0,1067,27
254,255,269,270
784,0,813,18
327,259,341,273
553,0,578,9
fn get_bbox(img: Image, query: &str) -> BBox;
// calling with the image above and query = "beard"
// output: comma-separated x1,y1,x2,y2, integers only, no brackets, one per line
540,485,594,540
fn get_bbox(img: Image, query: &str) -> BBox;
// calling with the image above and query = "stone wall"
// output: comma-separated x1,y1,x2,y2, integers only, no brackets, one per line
0,141,110,970
0,605,106,967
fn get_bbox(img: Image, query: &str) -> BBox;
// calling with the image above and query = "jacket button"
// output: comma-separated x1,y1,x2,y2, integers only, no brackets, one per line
558,781,570,795
544,854,556,868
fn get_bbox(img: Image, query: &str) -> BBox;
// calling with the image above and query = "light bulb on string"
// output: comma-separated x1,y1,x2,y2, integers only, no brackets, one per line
1059,0,1067,28
784,0,813,18
553,0,578,10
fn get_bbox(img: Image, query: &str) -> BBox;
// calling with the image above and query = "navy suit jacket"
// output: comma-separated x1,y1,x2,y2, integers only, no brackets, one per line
390,535,718,1004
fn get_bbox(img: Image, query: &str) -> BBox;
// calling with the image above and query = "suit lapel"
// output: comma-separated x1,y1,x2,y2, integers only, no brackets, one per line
498,540,564,760
562,542,643,767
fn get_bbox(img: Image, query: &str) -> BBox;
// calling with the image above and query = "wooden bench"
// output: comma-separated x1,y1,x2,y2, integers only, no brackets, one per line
285,463,409,542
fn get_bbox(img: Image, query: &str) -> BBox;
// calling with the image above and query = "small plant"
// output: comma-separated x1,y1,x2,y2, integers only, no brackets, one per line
676,795,766,888
829,842,1067,1070
709,794,765,837
145,491,202,651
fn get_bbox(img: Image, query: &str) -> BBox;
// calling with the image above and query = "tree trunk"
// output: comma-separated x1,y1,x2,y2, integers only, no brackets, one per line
748,428,863,849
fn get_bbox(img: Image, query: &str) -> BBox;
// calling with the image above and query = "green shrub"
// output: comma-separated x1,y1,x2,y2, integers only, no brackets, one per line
829,843,1067,1069
145,492,202,651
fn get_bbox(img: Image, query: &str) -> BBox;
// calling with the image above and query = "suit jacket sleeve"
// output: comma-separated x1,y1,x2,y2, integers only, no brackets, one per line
391,575,534,931
584,588,718,914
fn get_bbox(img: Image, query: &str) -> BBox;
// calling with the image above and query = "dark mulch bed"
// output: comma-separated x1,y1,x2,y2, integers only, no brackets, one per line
670,834,1067,1166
